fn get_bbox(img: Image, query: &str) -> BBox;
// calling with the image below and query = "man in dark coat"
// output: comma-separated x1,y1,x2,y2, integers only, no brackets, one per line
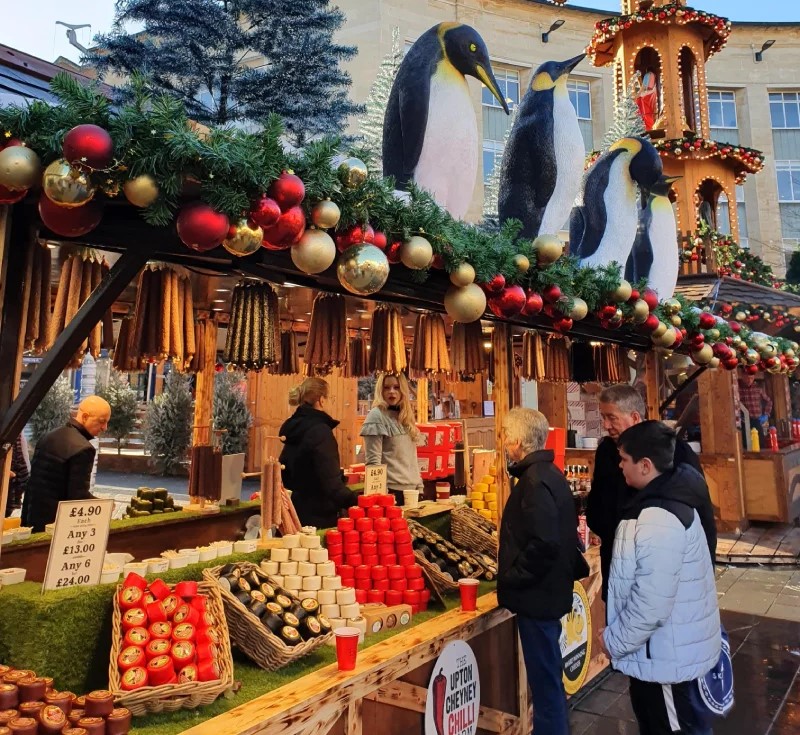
586,384,715,603
498,407,577,735
22,396,110,532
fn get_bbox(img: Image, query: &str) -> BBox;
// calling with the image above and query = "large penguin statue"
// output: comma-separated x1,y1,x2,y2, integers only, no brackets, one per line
570,136,662,269
625,175,681,299
498,54,585,239
383,23,509,219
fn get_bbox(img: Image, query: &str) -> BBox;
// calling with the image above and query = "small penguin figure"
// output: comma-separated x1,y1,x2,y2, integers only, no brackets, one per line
625,175,681,300
498,54,585,239
383,23,509,219
570,136,662,270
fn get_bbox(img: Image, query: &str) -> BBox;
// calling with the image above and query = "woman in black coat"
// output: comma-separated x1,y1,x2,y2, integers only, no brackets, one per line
279,378,356,529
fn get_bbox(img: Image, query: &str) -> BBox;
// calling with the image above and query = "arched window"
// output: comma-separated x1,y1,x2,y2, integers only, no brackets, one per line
633,47,662,131
697,179,723,229
679,47,701,133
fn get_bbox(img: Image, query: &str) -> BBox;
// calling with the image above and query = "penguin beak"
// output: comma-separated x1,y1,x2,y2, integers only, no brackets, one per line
664,176,681,185
558,54,586,77
475,63,510,114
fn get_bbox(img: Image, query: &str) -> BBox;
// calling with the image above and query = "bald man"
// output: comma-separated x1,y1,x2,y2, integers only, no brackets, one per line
22,396,111,531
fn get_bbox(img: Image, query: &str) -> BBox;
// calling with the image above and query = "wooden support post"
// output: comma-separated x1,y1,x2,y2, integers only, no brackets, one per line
492,324,511,528
537,383,568,429
697,368,746,531
765,373,790,428
643,351,662,420
416,377,429,423
193,318,218,446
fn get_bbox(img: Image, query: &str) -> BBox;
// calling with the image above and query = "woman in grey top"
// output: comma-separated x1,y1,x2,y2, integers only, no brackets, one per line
360,373,423,503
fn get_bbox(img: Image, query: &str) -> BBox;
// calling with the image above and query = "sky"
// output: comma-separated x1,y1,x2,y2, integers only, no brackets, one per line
0,0,796,65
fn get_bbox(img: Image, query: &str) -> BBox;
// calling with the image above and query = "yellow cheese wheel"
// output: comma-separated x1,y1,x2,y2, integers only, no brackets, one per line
484,492,497,502
488,501,497,511
471,491,484,501
479,509,492,520
473,482,489,493
3,518,20,531
489,465,497,476
480,475,494,486
472,500,485,510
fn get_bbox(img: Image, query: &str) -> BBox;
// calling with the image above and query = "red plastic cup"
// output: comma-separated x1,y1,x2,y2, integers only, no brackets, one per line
334,627,361,671
458,578,480,612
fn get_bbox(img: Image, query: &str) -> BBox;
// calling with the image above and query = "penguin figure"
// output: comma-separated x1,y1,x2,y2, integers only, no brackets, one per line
383,23,509,219
570,136,662,270
625,175,681,299
498,54,586,239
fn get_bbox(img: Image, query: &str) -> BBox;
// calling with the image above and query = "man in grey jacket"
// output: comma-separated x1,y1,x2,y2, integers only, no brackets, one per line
604,421,720,734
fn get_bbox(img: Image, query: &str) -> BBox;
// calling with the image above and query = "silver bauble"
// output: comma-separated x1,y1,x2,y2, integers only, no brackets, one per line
336,244,390,295
338,157,368,188
291,229,337,274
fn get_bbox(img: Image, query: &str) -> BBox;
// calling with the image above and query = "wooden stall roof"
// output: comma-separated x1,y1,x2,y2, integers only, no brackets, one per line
675,274,800,309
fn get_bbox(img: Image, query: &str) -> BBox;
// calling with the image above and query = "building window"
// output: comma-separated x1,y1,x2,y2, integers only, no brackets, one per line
776,161,800,202
482,140,504,182
708,90,737,128
567,78,593,150
770,93,800,129
482,69,521,182
482,69,519,109
782,238,800,270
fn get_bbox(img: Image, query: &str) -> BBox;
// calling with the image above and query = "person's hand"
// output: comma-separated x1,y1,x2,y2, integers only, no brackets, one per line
597,627,611,661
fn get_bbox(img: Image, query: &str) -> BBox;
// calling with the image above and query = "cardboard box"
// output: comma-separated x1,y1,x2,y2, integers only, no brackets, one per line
361,603,413,634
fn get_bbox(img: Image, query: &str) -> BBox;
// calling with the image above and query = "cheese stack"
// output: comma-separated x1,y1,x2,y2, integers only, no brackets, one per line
325,494,430,614
260,531,362,631
470,465,498,525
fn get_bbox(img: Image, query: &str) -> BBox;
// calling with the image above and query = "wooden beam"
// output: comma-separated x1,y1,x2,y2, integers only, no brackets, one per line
193,319,218,446
0,245,151,450
416,377,429,423
344,698,362,735
537,383,568,429
492,324,511,529
642,351,662,420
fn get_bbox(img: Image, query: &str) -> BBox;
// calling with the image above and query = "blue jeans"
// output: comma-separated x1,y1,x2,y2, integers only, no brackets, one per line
517,615,570,735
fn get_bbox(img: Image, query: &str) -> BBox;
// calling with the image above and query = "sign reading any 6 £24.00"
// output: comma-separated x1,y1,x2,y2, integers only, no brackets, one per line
42,498,114,593
425,640,480,735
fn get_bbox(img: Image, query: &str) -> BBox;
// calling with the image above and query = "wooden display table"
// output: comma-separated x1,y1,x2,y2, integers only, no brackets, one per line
740,445,800,523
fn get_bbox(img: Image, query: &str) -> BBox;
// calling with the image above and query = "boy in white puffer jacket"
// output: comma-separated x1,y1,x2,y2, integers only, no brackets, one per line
604,421,720,734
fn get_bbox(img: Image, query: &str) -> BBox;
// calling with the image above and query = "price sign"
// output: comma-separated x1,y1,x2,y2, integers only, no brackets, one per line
364,464,388,496
42,498,113,593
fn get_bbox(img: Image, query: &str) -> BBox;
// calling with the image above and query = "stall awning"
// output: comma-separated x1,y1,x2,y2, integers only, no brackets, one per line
675,275,800,309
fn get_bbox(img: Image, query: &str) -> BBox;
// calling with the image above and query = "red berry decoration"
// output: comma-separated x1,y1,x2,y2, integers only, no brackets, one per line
386,240,403,264
641,289,659,311
249,195,281,229
372,231,388,251
487,285,526,319
176,202,230,252
542,284,562,303
521,290,544,316
262,205,306,250
268,171,305,212
62,124,114,171
485,274,506,294
38,191,103,238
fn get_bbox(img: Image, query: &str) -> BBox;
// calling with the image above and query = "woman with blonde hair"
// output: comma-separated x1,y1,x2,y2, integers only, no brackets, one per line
360,373,423,504
279,377,356,528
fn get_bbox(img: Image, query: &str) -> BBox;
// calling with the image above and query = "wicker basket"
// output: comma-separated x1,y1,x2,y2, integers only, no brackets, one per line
451,506,498,559
407,521,484,597
202,562,332,671
108,581,234,716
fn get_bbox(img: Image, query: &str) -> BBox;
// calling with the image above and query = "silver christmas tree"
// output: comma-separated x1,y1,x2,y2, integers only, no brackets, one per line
360,27,403,170
601,72,646,151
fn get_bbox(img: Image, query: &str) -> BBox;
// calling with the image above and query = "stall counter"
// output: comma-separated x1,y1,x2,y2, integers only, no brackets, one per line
740,444,800,523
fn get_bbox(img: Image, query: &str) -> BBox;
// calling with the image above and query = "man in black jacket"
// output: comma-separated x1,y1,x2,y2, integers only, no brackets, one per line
586,384,715,603
498,408,576,735
22,396,110,532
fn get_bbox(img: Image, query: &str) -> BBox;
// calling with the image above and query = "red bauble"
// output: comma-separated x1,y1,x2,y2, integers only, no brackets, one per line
431,254,445,269
729,321,741,333
38,191,103,238
249,195,281,229
521,290,544,316
1,138,25,150
712,343,732,360
598,304,618,320
62,124,114,171
335,224,370,252
262,205,306,249
698,312,716,330
641,314,660,332
268,171,305,212
671,330,684,348
0,184,26,204
487,285,526,319
720,303,733,316
723,357,740,371
176,202,230,252
386,241,403,264
363,225,375,244
642,289,659,311
553,317,573,333
485,274,506,294
542,284,562,303
690,334,705,349
628,289,640,304
372,231,388,251
745,364,759,375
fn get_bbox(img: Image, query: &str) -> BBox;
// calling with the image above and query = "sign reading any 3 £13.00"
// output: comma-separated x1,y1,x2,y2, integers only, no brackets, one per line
42,498,114,593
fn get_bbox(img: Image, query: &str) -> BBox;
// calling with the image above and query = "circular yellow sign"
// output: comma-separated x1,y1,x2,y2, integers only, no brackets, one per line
560,581,592,695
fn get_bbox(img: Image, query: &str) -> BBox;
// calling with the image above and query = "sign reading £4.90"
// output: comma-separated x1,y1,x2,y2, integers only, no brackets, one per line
425,640,480,735
560,581,592,695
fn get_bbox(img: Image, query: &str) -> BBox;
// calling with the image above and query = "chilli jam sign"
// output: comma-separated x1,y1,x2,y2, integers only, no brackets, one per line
425,640,481,735
560,581,592,695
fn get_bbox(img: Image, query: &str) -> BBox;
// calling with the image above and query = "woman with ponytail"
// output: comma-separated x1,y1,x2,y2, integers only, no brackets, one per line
279,377,356,528
360,373,423,504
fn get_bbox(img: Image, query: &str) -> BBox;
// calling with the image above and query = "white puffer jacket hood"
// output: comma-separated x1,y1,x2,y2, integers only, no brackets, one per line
603,466,721,684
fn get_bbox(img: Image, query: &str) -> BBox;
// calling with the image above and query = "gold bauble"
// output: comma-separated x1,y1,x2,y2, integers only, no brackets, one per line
735,311,747,322
401,235,433,270
691,344,714,365
652,321,668,338
612,279,632,303
731,336,742,347
708,357,721,369
449,262,476,287
664,298,682,315
569,297,588,321
514,254,530,274
310,199,341,229
653,328,677,348
759,342,777,358
444,283,487,324
0,145,40,191
786,348,796,358
745,349,760,365
123,174,159,208
670,315,682,327
291,229,336,274
336,244,390,295
338,157,368,188
707,328,720,340
222,218,263,257
632,299,650,323
42,159,95,208
533,234,564,265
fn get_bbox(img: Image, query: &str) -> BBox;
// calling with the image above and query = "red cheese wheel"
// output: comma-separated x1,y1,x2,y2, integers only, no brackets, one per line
354,518,373,532
354,565,371,580
354,588,368,604
373,518,391,532
405,564,423,579
363,554,379,566
360,543,377,557
374,579,390,591
376,494,395,507
387,565,405,580
360,530,378,545
385,590,403,606
383,553,398,566
146,601,168,623
398,554,415,567
395,543,413,558
122,572,147,590
117,586,144,611
367,590,384,604
343,542,360,556
338,565,354,579
148,579,170,601
394,530,412,545
347,506,365,520
385,507,403,519
408,577,426,591
146,655,175,686
389,518,407,531
357,495,378,507
389,579,407,592
175,581,198,599
117,646,145,672
120,667,148,691
370,565,388,580
403,590,420,606
337,518,354,532
145,638,171,660
343,530,360,544
344,554,363,567
326,530,342,544
366,506,383,519
354,578,370,591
